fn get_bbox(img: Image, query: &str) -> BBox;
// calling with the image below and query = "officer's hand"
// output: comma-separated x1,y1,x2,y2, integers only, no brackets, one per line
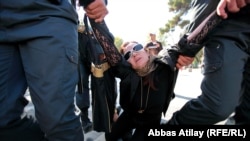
85,0,108,23
217,0,249,19
176,55,194,69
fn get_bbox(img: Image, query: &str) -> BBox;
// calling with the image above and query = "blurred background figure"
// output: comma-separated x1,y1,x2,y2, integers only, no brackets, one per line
145,32,163,56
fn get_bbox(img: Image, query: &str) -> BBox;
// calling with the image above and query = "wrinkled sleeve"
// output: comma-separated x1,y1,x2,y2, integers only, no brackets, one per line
168,0,221,58
87,19,122,66
185,0,220,34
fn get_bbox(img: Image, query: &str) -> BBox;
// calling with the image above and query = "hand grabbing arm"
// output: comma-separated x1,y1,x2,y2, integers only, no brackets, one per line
176,55,194,69
217,0,250,19
83,0,109,22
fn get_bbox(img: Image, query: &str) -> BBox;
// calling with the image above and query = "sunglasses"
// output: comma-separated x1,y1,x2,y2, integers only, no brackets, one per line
124,44,144,60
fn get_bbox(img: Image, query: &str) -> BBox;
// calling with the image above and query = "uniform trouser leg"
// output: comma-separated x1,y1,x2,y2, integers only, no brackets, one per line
19,22,83,141
0,0,84,140
0,23,84,140
234,58,250,124
0,44,46,141
0,44,28,126
168,38,249,124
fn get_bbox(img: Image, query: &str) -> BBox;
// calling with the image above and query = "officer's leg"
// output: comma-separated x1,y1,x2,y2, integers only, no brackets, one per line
234,58,250,124
168,38,248,124
19,18,83,141
0,43,45,141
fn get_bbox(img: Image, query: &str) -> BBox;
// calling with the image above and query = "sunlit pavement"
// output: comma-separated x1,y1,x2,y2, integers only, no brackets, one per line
24,68,229,141
164,68,204,122
164,68,230,125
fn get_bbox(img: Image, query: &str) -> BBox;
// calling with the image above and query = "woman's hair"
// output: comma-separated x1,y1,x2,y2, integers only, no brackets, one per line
144,73,158,91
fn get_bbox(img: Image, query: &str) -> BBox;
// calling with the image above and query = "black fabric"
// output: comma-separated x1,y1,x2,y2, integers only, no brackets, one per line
82,14,117,133
83,15,108,65
167,0,222,64
0,117,46,141
185,0,219,33
87,17,121,66
234,58,250,125
77,26,92,94
47,0,62,5
91,71,117,132
79,0,94,7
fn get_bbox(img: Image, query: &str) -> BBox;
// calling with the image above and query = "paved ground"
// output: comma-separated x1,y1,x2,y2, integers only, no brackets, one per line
24,68,231,141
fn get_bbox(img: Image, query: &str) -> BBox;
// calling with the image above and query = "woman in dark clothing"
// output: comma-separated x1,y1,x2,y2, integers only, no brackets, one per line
103,41,176,141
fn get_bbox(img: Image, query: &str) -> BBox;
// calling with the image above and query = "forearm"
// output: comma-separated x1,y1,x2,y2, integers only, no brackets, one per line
185,0,220,34
88,19,122,66
172,0,221,57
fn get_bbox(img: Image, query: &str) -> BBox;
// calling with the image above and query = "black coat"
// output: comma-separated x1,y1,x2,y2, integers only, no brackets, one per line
111,56,175,116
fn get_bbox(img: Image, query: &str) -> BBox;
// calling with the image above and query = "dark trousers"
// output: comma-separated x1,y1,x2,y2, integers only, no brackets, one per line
0,0,83,140
234,58,250,124
168,17,250,124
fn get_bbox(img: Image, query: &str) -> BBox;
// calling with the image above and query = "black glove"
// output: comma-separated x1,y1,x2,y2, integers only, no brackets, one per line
162,34,202,70
167,45,179,65
177,34,203,57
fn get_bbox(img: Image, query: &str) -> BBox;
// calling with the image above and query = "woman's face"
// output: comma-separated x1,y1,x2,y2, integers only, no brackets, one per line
123,43,149,70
